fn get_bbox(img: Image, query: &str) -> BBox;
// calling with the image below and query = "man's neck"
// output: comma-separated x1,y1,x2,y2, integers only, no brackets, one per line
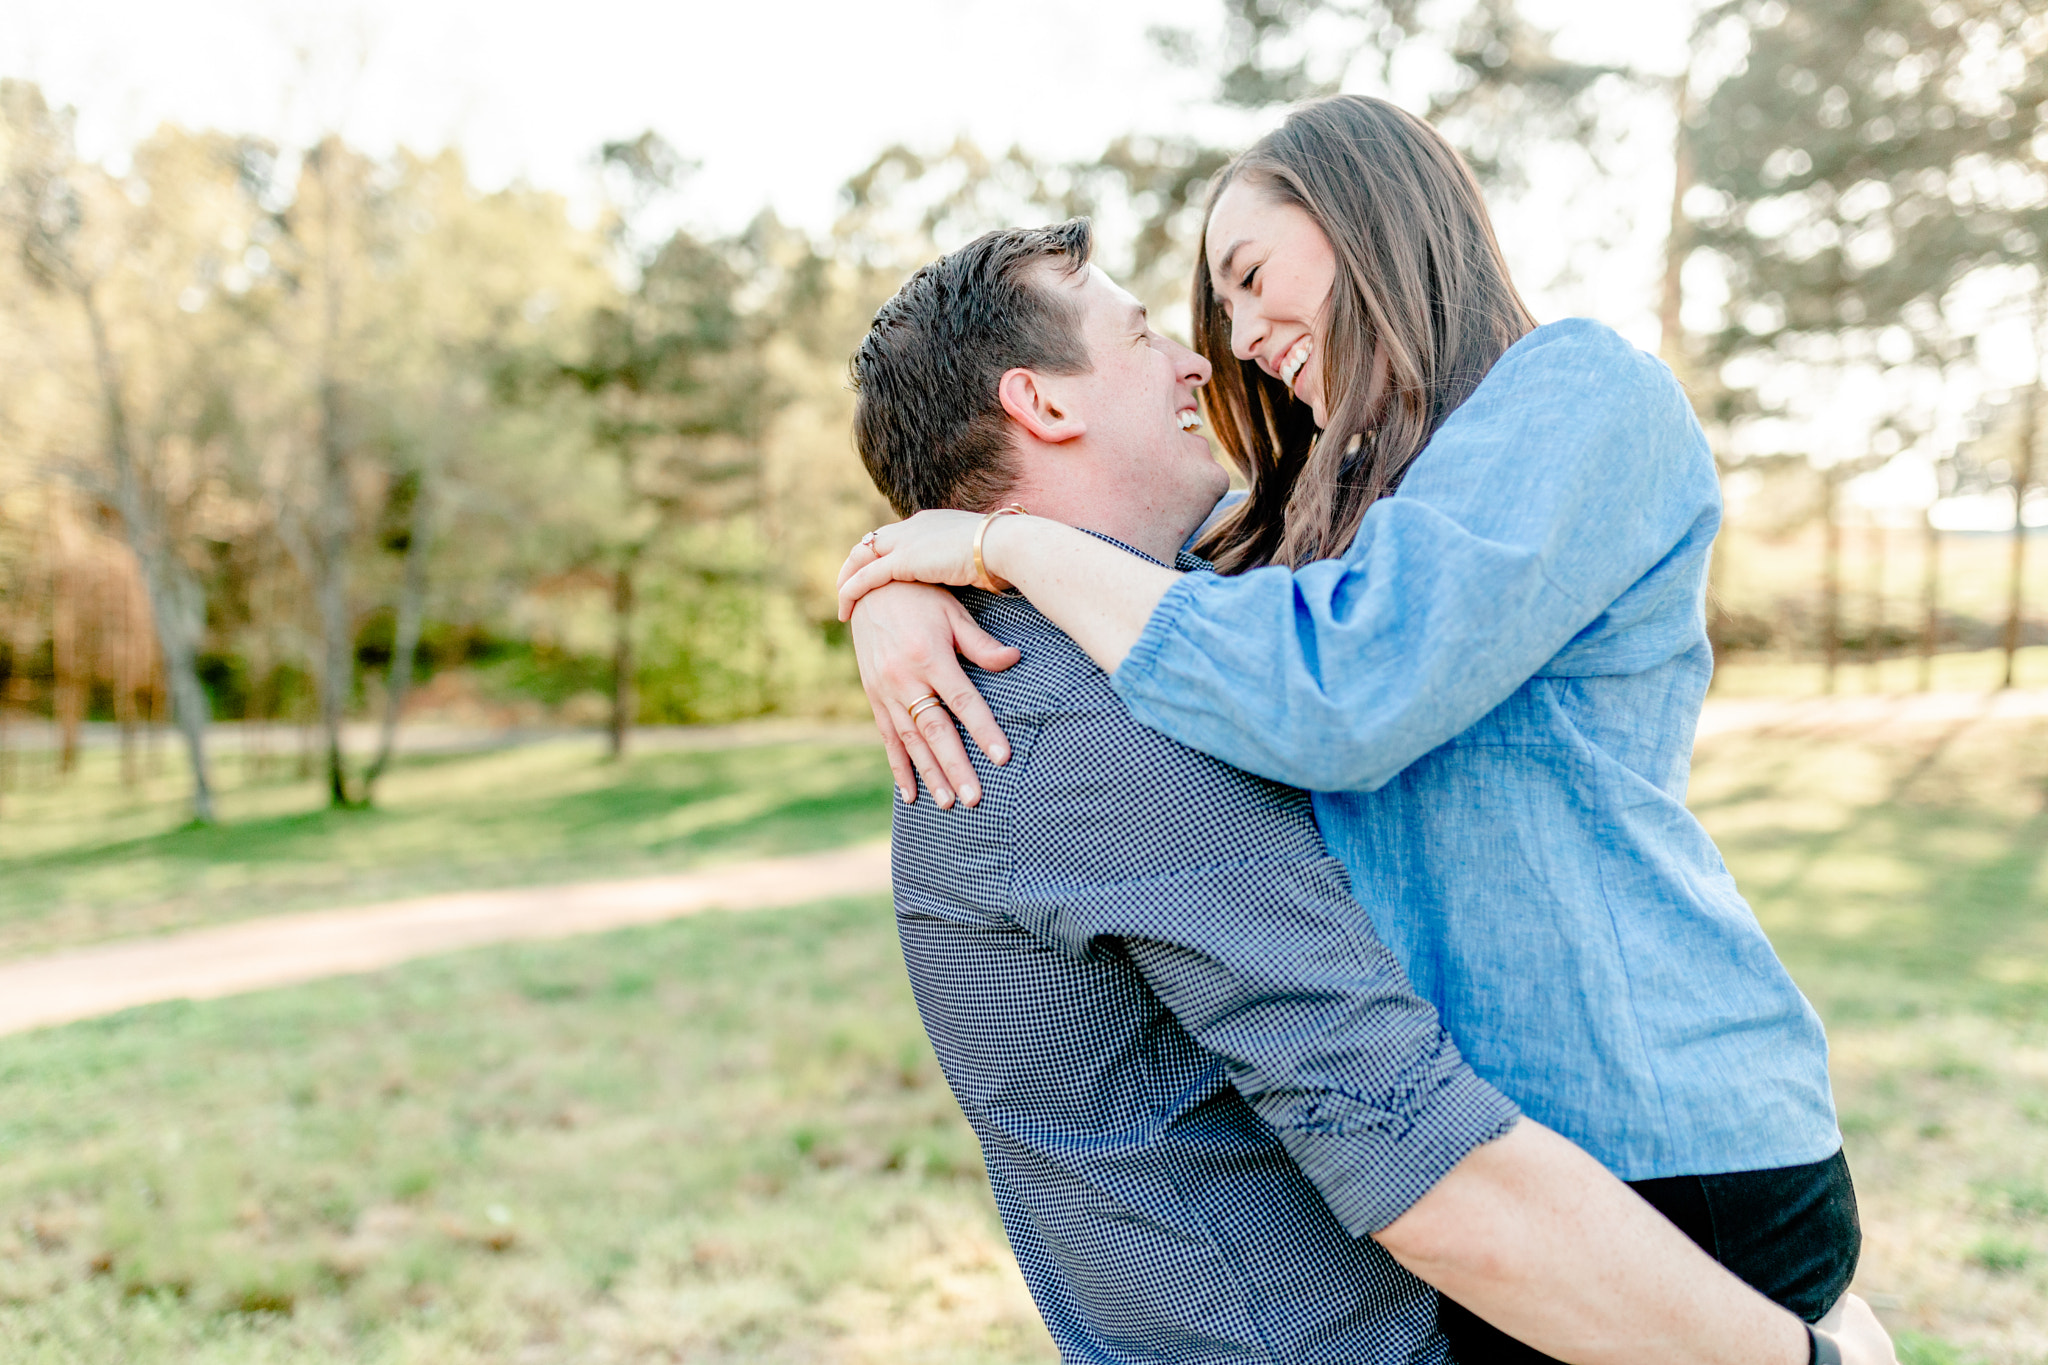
1005,487,1198,566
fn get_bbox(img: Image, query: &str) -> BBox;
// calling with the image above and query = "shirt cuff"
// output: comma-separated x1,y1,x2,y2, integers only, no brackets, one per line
1277,1062,1523,1237
1112,569,1206,703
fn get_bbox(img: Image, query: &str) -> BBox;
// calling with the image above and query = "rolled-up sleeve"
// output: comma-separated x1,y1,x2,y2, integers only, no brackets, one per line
1113,320,1720,792
1004,703,1520,1235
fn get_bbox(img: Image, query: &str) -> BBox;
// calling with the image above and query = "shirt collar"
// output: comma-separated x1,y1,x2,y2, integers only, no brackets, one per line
1076,526,1212,574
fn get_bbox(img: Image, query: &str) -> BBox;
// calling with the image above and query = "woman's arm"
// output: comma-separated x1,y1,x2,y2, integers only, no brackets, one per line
838,512,1177,670
842,324,1712,796
1113,323,1718,791
839,514,1185,802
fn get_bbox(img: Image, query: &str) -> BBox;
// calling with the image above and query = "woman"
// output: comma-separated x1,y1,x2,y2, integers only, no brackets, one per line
835,96,1861,1360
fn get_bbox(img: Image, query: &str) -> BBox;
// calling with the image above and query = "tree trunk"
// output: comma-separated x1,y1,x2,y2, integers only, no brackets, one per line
310,146,358,807
1821,469,1841,695
1865,519,1886,690
1918,506,1939,693
79,282,214,823
610,559,636,760
117,575,140,787
1659,75,1694,371
362,471,434,801
2004,381,2040,690
52,554,81,774
314,377,354,807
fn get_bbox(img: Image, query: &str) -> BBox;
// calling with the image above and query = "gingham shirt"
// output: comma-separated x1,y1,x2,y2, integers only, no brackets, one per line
890,545,1521,1365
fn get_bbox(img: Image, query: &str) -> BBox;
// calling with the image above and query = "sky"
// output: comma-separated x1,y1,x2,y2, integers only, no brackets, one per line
9,0,2011,519
2,0,1685,248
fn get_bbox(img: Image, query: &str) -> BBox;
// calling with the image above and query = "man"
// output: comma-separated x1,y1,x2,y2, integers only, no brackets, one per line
847,220,1885,1364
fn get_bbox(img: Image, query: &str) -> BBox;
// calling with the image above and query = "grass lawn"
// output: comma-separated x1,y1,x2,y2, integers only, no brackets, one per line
1692,714,2048,1363
0,735,895,957
0,717,2043,1361
0,897,1052,1363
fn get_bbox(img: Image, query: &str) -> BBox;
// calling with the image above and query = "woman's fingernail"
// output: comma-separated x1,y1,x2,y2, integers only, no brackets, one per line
961,785,981,805
896,787,909,802
934,789,954,807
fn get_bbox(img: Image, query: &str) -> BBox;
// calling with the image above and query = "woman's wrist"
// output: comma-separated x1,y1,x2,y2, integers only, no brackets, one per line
978,513,1052,593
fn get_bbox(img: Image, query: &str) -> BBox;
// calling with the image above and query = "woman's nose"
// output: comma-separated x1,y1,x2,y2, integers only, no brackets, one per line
1230,306,1264,363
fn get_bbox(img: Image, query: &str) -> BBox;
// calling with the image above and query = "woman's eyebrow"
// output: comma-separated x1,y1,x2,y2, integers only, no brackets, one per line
1215,238,1253,279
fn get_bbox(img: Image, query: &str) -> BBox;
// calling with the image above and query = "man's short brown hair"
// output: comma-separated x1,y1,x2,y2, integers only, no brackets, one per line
850,219,1094,517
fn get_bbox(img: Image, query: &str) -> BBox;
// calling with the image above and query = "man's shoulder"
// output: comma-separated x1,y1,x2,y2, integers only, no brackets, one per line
957,588,1123,722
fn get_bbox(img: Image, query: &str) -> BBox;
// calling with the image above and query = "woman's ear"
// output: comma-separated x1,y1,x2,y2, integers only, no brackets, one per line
998,368,1087,444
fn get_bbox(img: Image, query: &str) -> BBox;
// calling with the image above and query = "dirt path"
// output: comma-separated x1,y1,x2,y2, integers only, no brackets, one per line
1695,687,2048,739
7,687,2043,1041
0,842,891,1039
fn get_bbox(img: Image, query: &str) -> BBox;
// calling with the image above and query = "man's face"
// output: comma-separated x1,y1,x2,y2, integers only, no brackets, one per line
1035,265,1228,544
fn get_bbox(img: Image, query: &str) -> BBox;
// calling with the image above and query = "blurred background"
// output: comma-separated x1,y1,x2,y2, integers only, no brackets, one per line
0,0,2043,1361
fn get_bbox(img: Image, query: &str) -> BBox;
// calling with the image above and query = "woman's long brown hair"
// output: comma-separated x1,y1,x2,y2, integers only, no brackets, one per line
1193,96,1538,572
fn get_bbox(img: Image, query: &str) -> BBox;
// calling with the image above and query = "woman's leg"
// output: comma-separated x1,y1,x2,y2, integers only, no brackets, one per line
1436,1150,1860,1362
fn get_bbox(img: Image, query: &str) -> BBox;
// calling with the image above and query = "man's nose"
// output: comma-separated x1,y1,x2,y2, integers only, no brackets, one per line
1174,339,1213,386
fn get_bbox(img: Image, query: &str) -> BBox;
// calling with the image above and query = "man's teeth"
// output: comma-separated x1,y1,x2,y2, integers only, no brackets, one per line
1279,338,1313,391
1177,409,1202,431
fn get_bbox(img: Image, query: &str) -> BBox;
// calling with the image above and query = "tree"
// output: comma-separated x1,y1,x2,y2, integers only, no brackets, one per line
552,136,775,756
0,83,241,823
1674,0,2047,677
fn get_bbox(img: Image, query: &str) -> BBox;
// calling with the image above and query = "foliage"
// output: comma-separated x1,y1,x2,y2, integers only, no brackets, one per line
1683,0,2048,435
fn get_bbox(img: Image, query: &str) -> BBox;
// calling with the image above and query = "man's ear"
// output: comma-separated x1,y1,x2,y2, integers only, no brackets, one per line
997,368,1086,444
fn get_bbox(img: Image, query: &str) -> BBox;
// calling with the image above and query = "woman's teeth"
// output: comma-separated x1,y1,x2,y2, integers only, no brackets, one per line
1177,409,1202,431
1278,338,1314,392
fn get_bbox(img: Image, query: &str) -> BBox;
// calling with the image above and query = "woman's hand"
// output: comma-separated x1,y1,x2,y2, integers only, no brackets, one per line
837,509,995,621
852,581,1020,807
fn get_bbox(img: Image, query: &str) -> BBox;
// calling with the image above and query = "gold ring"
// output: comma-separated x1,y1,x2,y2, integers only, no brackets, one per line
860,529,880,549
906,694,947,724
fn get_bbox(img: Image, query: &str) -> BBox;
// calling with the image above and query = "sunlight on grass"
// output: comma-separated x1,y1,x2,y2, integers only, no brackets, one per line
1695,716,2048,1362
1710,646,2048,698
0,898,1053,1364
0,736,895,956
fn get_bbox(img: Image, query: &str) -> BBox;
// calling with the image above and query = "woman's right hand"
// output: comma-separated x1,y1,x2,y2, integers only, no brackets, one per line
852,581,1021,808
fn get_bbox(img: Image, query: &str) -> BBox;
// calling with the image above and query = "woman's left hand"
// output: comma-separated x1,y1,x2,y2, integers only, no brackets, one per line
837,510,994,621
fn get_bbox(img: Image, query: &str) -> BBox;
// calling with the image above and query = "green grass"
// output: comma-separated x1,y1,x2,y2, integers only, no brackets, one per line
0,897,1053,1364
1,716,2046,1359
1692,716,2048,1362
0,736,895,956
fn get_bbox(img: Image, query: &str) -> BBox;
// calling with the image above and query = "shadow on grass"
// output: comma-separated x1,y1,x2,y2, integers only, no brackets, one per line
1705,729,2048,1021
0,742,896,950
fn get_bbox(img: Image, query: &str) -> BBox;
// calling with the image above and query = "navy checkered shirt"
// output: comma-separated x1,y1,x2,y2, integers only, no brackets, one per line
890,544,1521,1365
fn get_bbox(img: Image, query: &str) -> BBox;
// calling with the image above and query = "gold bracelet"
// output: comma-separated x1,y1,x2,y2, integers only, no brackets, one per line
972,504,1027,591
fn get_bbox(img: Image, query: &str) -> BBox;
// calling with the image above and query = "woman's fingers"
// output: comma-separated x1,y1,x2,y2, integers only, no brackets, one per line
864,690,919,803
953,613,1023,674
931,611,1017,765
838,556,909,620
890,698,958,808
911,694,981,805
836,537,882,591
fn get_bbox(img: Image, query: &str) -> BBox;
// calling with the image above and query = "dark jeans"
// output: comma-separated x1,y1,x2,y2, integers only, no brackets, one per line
1438,1148,1861,1362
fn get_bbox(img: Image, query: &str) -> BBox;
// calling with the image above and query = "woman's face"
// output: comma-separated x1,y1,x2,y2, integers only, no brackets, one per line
1205,180,1339,428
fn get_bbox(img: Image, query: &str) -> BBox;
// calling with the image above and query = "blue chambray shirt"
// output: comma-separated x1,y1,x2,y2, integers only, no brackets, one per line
893,568,1519,1364
1116,319,1840,1182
